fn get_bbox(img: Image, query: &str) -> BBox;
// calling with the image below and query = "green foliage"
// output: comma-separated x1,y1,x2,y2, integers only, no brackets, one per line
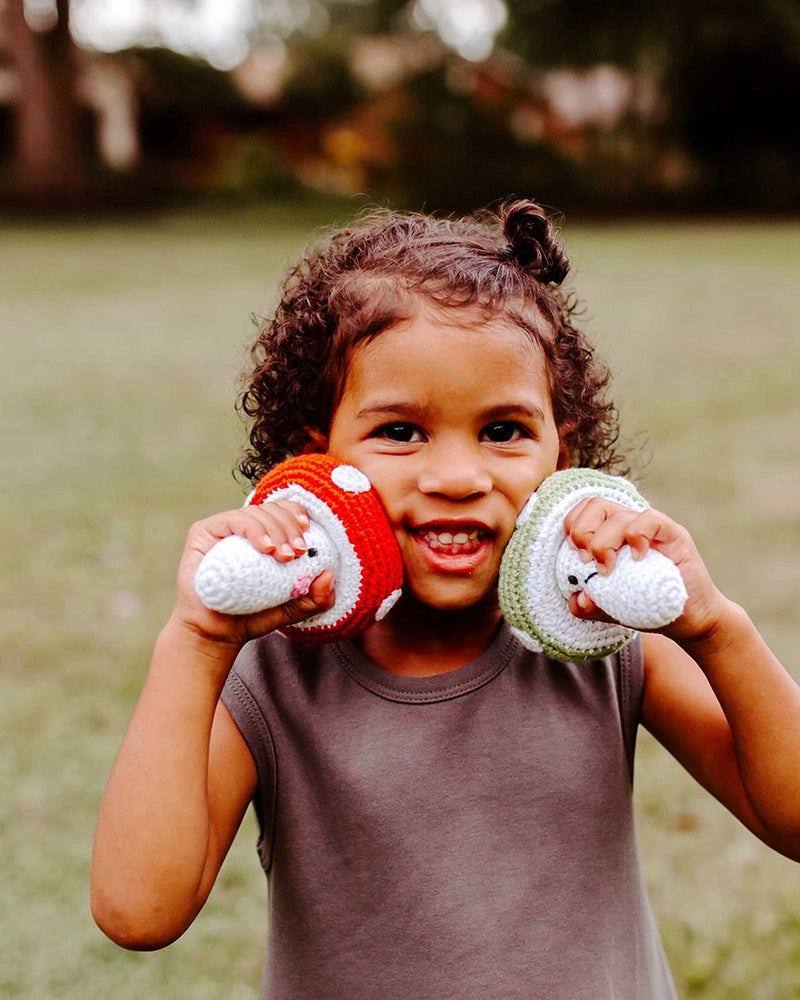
502,0,653,68
120,46,245,115
501,0,800,211
379,64,671,213
665,2,800,210
214,135,297,197
280,34,365,121
1,202,800,998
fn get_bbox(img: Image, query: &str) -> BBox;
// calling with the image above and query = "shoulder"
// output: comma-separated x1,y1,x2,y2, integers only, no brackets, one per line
225,631,333,700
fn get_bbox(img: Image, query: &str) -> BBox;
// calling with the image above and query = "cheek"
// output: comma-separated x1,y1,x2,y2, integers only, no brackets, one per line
360,466,413,524
366,475,402,519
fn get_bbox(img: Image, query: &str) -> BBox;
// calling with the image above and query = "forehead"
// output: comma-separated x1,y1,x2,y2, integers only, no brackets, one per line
341,304,553,405
357,300,543,356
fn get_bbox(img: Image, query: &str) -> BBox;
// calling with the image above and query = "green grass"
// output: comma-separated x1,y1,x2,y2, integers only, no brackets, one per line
2,201,799,998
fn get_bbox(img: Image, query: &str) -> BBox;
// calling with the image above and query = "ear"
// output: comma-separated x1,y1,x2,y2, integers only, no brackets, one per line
556,439,572,471
301,427,329,454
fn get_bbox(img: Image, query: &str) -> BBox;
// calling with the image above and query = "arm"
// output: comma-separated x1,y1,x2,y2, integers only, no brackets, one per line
564,499,800,860
641,620,800,859
91,501,335,949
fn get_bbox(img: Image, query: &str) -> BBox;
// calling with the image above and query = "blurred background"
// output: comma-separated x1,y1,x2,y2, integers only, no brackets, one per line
1,0,799,214
2,3,800,1000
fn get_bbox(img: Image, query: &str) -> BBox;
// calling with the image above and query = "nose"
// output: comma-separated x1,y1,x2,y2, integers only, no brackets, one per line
417,440,492,500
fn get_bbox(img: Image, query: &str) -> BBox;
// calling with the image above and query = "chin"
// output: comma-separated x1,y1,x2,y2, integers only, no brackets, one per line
400,582,499,617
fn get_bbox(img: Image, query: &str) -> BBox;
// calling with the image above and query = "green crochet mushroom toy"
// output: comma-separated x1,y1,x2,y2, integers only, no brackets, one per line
499,468,688,662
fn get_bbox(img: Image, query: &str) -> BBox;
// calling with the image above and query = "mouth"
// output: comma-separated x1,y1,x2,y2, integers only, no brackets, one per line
408,522,495,572
420,528,485,554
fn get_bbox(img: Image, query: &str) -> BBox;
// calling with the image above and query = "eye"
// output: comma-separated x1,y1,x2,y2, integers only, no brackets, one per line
481,421,526,443
376,422,423,443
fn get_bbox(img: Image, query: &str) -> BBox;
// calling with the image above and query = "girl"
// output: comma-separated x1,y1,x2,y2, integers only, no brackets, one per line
91,200,800,1000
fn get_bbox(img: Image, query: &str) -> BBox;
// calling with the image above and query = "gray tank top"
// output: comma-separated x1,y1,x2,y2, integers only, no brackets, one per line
222,624,675,1000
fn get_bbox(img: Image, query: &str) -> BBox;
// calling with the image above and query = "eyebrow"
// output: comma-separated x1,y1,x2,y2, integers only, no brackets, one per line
481,403,549,424
354,402,427,422
355,402,549,424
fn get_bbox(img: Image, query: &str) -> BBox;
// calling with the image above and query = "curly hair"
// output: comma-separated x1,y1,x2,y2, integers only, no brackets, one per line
237,198,626,482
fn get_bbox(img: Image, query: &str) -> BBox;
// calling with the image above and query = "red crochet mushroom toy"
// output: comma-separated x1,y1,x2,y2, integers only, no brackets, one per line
194,453,404,643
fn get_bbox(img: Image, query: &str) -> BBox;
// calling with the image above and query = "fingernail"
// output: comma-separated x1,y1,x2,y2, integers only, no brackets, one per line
577,591,592,612
292,536,307,552
279,543,294,558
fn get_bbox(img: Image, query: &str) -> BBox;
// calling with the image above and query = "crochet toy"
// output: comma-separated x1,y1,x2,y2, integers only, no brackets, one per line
498,468,688,662
196,458,686,657
194,453,404,643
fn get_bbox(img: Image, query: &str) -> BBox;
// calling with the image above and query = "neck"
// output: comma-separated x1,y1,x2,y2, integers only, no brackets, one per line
356,594,503,677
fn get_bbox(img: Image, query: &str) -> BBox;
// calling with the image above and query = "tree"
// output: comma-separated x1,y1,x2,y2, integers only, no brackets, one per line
4,0,88,207
664,0,800,210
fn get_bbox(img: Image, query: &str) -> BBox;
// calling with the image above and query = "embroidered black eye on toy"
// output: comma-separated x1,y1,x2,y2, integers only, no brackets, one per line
498,468,688,662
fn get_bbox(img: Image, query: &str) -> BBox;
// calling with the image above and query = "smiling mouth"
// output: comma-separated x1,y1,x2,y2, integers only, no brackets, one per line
421,529,485,553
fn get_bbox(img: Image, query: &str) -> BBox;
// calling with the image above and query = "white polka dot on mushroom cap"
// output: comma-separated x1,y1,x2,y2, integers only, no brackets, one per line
515,493,538,529
375,588,402,621
331,465,371,494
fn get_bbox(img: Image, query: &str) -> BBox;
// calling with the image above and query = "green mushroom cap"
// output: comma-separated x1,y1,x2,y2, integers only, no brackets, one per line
499,468,648,662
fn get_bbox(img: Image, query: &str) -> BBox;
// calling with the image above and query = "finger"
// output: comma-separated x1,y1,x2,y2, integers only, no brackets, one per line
246,500,312,559
565,502,658,575
195,501,312,562
567,589,615,623
563,497,620,548
598,508,671,560
246,569,336,636
564,499,625,572
250,499,310,534
584,509,646,573
563,497,608,539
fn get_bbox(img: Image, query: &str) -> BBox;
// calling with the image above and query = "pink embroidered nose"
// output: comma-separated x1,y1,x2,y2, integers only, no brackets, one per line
290,572,312,598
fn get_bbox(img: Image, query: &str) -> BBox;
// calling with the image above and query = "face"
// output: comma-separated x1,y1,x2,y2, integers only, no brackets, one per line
325,306,567,614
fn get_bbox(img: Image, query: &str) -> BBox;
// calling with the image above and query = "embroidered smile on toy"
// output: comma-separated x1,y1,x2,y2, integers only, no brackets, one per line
194,453,404,643
498,468,688,662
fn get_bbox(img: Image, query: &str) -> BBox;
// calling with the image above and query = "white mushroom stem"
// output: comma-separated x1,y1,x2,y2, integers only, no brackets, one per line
557,543,687,631
194,522,339,616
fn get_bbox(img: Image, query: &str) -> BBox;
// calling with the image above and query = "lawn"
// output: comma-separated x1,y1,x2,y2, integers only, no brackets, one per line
1,200,799,998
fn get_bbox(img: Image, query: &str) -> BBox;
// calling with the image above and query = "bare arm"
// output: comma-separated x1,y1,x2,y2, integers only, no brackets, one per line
565,499,800,860
642,617,800,859
91,502,334,949
90,627,253,949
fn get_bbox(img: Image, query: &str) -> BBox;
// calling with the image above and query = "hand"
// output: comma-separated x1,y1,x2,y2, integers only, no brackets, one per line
562,497,727,644
171,500,336,647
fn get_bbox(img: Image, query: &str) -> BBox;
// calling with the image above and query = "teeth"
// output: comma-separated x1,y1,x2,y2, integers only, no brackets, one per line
423,529,482,549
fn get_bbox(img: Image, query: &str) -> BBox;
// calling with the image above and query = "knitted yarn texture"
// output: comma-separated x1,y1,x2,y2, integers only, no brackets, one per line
194,453,403,643
499,469,687,662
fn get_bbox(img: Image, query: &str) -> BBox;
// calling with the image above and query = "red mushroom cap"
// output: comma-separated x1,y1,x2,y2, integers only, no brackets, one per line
249,453,403,642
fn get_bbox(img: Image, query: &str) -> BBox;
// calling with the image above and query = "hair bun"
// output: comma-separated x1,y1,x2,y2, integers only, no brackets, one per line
501,199,570,285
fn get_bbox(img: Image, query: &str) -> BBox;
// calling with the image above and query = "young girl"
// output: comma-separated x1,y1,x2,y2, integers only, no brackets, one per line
91,200,800,999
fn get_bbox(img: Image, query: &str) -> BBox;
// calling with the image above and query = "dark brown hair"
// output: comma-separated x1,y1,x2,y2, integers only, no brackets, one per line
237,198,625,482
